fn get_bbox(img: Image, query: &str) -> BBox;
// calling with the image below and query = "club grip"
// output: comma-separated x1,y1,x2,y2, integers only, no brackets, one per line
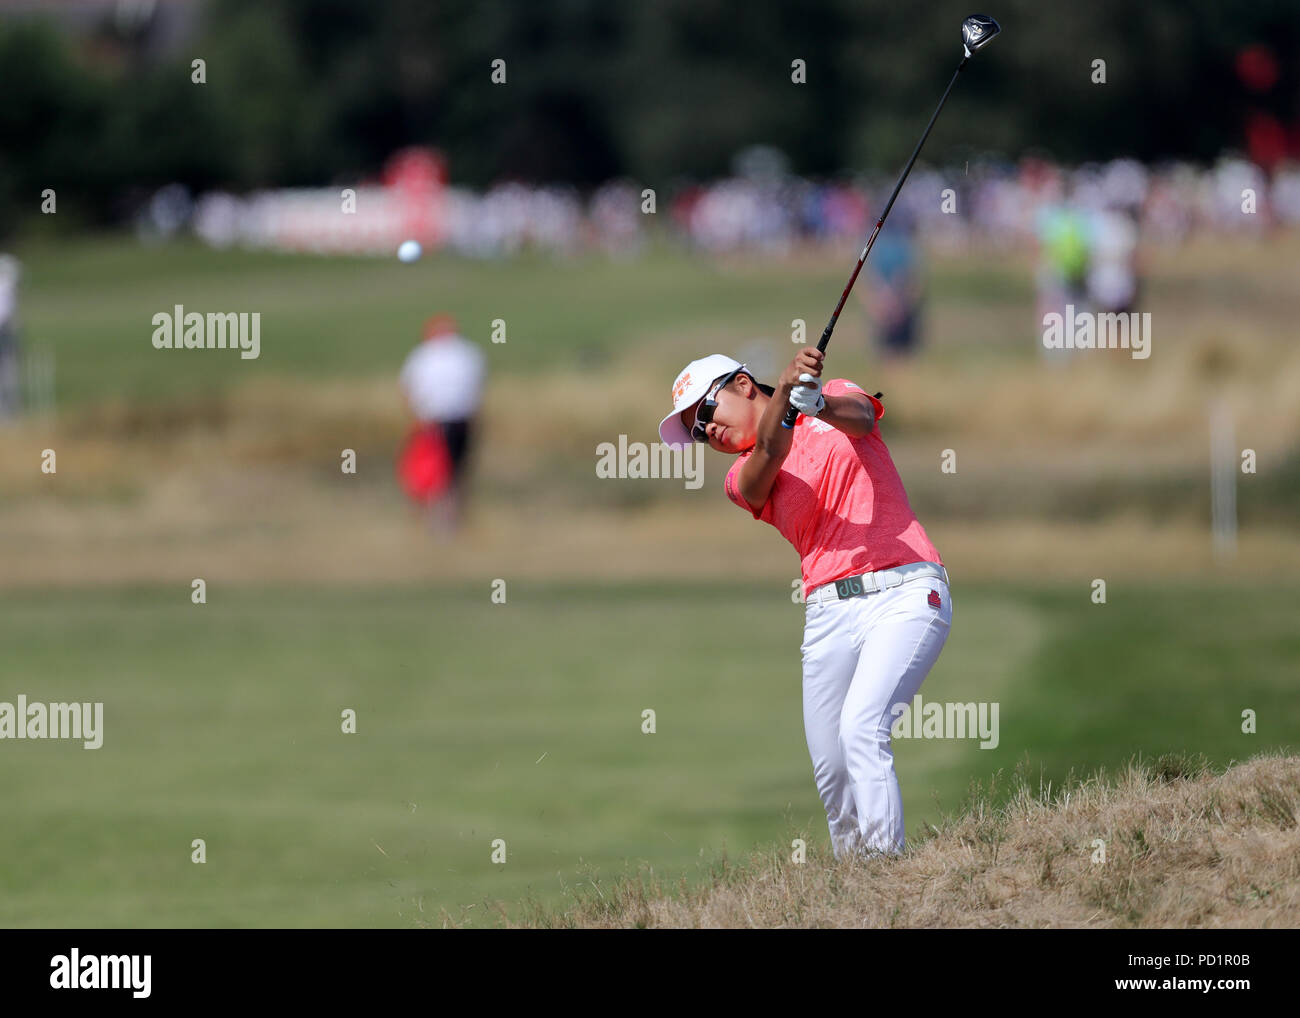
782,387,883,430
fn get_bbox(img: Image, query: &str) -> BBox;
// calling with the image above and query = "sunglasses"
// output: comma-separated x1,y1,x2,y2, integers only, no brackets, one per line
691,366,745,443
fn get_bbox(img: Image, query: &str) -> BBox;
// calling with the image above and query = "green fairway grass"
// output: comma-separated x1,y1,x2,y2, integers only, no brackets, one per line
1,580,1293,928
12,235,1037,409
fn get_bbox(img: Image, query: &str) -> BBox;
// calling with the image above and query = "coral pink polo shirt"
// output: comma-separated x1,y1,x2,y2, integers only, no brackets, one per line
724,379,942,599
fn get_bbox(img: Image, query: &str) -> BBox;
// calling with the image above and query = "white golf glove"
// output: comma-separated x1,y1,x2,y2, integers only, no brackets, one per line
788,373,825,416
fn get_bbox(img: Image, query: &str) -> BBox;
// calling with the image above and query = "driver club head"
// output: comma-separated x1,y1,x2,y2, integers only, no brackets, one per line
961,14,1001,57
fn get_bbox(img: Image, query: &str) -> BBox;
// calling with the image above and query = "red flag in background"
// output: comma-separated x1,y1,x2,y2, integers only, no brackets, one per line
1234,45,1292,171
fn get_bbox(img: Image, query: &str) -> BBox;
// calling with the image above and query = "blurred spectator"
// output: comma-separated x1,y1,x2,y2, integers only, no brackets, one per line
1142,165,1195,244
135,184,193,243
587,179,645,257
1273,164,1300,225
0,254,21,420
1087,202,1141,315
859,208,924,359
1034,171,1094,359
397,314,487,536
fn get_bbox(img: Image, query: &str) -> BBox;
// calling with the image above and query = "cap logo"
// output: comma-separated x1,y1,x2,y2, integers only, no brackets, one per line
672,372,692,404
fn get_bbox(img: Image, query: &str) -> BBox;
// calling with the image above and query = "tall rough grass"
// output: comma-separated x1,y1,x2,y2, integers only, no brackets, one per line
493,752,1300,928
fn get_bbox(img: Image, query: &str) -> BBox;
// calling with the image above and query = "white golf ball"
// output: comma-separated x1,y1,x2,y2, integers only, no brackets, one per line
397,239,422,263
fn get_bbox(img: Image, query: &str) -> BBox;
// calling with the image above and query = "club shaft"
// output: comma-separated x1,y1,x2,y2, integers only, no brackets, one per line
781,56,968,428
824,59,966,346
870,59,967,262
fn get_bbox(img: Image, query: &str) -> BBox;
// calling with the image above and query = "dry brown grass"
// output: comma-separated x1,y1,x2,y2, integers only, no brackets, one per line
2,369,1299,588
505,752,1300,928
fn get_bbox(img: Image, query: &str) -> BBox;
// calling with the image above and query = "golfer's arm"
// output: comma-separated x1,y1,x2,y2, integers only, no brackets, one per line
817,393,876,438
738,382,796,511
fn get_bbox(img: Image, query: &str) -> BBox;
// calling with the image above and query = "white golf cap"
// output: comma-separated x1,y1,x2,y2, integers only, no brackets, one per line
658,354,773,448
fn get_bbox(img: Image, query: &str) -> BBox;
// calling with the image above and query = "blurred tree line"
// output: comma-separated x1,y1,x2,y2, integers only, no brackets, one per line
1,0,1297,234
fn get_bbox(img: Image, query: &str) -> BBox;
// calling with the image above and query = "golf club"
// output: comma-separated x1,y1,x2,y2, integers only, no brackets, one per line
781,13,1001,429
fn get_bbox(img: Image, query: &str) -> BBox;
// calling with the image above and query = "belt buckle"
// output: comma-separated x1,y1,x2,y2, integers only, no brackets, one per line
834,573,874,599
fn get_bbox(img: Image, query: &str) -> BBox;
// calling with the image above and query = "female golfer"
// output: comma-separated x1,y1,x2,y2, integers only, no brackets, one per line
659,348,950,861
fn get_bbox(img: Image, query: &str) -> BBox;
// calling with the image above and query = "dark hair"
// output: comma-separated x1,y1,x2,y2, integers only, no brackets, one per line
737,371,775,397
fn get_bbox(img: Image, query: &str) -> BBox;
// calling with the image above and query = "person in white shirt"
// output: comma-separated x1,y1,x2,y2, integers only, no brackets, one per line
397,314,486,533
1087,203,1141,315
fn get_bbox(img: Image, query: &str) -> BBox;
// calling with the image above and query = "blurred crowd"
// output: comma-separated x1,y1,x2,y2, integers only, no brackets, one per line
179,153,1300,262
101,151,1265,365
454,155,1296,256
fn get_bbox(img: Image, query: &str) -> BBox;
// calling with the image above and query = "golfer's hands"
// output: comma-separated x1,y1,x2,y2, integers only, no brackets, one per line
783,348,825,416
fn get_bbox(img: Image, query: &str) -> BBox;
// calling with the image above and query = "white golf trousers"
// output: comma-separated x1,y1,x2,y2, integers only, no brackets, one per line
800,572,952,860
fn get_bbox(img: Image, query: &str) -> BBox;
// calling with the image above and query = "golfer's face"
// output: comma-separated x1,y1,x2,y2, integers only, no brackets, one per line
680,379,747,453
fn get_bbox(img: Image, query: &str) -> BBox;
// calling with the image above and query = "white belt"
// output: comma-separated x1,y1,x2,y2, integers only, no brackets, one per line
805,561,949,606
